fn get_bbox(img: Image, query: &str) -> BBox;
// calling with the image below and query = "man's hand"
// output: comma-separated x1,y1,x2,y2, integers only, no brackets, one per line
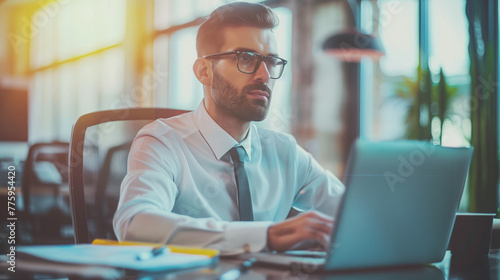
267,211,333,252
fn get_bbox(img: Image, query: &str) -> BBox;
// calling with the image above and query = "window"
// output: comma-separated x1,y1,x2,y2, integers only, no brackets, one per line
428,0,470,147
359,0,470,146
167,27,202,109
360,0,419,140
29,0,127,142
359,0,471,210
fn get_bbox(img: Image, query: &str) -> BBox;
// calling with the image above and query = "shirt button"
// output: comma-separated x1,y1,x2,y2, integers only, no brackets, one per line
243,244,250,252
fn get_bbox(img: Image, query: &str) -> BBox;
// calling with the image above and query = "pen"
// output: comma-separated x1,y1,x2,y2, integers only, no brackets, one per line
136,246,169,261
218,258,256,280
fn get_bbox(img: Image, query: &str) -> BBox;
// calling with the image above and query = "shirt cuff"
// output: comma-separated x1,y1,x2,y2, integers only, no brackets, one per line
218,221,273,255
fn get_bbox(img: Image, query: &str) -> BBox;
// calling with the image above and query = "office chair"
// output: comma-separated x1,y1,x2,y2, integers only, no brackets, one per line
21,142,73,244
94,141,132,239
69,108,189,244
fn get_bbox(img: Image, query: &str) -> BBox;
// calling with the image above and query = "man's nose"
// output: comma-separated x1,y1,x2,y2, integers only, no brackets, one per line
253,61,271,83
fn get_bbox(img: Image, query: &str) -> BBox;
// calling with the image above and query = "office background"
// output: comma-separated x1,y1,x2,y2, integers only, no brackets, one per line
0,0,498,246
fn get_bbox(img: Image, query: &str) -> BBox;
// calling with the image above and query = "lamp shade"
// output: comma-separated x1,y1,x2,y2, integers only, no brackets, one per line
323,29,385,62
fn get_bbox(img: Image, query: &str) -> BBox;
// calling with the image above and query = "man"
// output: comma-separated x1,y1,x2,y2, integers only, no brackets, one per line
113,2,344,254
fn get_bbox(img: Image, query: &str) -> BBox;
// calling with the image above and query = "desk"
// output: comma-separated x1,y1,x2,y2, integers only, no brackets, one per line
4,250,499,280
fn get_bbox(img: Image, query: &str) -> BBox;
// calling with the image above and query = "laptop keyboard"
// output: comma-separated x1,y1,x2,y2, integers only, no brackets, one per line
279,250,327,259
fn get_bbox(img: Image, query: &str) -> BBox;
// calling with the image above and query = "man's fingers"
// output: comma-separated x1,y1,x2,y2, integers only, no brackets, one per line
317,232,331,250
298,212,333,235
267,210,335,252
299,210,334,224
271,234,304,252
269,229,331,252
307,219,332,235
299,223,330,239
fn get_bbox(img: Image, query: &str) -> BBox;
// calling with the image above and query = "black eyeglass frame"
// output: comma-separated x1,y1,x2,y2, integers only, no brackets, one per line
203,50,288,79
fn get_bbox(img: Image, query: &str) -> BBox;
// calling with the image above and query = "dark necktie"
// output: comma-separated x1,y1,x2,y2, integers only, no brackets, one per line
229,146,254,221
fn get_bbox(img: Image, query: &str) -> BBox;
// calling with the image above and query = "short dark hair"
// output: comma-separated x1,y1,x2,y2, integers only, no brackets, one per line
196,2,279,57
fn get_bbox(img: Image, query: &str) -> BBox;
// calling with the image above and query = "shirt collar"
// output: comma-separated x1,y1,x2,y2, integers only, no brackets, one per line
193,100,252,161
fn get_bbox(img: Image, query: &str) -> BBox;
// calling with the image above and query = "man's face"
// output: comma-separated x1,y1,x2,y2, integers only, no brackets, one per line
208,26,278,122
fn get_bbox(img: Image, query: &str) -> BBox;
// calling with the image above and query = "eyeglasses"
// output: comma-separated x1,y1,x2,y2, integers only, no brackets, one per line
203,51,288,79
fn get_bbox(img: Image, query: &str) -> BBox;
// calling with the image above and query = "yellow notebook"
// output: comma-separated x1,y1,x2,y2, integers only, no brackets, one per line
92,239,219,258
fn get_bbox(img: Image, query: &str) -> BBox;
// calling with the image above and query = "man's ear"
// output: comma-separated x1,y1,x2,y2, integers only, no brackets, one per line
193,58,212,86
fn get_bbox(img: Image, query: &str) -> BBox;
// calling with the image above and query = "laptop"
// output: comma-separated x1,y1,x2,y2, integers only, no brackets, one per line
239,140,473,272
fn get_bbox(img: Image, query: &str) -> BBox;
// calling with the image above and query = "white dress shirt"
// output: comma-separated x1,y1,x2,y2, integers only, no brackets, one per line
113,101,345,254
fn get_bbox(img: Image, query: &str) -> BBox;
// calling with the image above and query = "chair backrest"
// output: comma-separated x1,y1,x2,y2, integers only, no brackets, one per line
69,108,189,244
21,142,73,244
22,142,70,214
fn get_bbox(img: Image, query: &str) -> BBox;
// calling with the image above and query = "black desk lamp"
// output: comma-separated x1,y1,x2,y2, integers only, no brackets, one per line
322,0,384,61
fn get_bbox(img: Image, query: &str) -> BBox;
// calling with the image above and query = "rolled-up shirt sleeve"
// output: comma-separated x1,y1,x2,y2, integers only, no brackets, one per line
113,135,271,255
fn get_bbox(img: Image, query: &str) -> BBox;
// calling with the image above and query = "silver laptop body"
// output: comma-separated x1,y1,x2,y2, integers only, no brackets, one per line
241,140,473,271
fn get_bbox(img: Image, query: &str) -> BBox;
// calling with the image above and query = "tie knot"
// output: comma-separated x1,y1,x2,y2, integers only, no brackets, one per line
230,146,246,164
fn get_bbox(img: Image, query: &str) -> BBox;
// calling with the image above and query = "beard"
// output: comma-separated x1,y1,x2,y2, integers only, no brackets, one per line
211,67,272,122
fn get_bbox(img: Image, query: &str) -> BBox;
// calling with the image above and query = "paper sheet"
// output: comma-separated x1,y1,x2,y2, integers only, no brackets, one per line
18,244,215,272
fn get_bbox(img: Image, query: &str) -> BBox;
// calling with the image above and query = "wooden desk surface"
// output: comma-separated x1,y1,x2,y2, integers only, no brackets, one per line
4,249,499,280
